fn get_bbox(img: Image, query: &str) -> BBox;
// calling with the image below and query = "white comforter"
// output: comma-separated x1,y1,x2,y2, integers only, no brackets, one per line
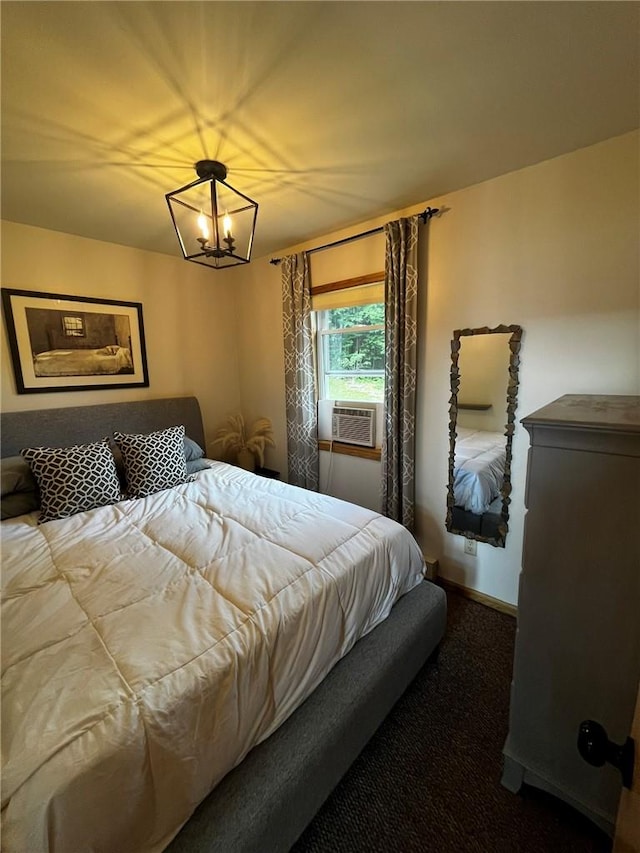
1,463,424,853
453,428,506,514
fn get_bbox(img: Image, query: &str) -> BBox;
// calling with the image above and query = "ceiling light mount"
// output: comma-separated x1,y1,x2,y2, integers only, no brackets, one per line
194,160,227,181
166,161,258,270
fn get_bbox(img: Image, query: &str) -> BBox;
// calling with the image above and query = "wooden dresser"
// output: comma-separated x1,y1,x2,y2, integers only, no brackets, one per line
502,394,640,834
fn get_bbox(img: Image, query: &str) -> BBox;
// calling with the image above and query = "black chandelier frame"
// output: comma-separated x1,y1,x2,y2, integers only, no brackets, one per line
166,160,258,270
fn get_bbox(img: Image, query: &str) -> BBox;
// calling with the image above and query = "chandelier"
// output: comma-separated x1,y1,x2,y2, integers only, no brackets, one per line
166,160,258,269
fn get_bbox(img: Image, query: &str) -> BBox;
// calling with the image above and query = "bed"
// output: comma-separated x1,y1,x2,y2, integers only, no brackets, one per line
452,427,506,515
1,396,446,853
33,344,134,376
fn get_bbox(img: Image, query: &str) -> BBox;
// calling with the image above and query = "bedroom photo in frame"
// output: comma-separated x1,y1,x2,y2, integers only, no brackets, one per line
1,288,150,394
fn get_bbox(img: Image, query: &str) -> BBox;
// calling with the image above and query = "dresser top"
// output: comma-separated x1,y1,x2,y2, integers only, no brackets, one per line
522,395,640,433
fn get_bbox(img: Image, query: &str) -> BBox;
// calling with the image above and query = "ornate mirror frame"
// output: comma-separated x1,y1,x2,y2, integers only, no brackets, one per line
446,324,523,548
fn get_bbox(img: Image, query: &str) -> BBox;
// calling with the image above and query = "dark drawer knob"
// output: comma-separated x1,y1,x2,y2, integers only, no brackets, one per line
578,719,634,789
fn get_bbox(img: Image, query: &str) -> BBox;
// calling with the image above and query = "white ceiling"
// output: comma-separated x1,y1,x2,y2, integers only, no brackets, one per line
1,1,638,261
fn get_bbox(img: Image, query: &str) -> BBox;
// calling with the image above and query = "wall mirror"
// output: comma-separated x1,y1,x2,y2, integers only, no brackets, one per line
446,324,523,548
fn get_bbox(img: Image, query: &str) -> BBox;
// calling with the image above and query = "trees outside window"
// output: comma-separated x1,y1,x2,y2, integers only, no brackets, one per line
316,303,384,403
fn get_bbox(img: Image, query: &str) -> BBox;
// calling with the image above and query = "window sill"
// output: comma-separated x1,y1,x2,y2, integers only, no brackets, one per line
318,440,381,461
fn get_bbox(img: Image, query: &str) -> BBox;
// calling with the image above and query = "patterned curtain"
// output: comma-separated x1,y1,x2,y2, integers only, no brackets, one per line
382,216,420,529
281,252,319,490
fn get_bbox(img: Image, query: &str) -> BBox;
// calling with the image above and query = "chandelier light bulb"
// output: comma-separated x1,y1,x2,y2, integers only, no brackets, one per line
197,211,209,241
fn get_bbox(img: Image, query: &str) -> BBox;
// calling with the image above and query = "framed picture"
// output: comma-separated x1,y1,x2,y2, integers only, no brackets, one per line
1,288,149,394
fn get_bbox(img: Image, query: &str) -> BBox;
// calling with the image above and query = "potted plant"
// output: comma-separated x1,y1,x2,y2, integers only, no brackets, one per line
212,414,275,472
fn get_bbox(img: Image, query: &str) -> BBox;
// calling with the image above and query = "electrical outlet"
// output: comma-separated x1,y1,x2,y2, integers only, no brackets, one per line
463,538,477,556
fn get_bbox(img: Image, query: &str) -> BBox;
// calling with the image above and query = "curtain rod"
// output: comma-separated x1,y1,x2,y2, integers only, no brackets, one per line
269,206,439,265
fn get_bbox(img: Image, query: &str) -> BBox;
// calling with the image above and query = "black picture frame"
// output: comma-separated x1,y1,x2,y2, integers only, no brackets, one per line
1,288,150,394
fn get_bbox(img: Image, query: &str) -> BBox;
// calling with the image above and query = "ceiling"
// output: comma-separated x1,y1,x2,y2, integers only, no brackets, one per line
1,1,638,262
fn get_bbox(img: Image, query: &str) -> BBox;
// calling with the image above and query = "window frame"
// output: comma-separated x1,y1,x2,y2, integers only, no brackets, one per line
311,272,386,405
315,313,386,403
62,314,85,337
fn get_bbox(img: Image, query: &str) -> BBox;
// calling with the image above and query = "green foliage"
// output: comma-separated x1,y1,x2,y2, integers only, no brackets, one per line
326,329,385,372
319,303,385,402
326,303,384,329
323,303,385,373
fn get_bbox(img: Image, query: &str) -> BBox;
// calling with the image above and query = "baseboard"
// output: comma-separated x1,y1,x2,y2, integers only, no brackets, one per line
438,577,518,618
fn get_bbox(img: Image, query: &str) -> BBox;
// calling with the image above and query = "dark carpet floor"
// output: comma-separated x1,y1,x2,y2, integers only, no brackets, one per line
291,588,613,853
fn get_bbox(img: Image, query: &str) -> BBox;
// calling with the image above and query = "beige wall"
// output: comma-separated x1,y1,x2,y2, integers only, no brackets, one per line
0,222,243,450
421,130,638,605
457,333,512,433
232,257,288,476
236,130,639,605
2,131,637,605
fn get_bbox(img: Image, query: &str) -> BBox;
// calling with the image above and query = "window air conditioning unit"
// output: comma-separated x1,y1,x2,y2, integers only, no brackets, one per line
331,406,376,448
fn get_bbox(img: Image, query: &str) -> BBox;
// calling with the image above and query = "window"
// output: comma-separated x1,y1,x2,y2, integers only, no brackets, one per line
62,315,84,337
316,302,385,403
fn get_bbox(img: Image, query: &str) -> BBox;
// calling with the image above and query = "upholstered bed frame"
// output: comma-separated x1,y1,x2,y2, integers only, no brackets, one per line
1,396,447,853
0,397,207,458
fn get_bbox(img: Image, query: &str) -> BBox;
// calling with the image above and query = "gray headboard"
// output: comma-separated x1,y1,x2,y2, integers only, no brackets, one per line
0,397,206,458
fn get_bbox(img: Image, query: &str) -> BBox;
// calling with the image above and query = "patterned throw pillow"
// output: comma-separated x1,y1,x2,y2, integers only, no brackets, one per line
113,425,190,499
21,441,121,524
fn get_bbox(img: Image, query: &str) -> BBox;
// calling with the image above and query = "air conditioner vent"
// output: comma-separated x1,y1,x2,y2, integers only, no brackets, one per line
331,406,376,447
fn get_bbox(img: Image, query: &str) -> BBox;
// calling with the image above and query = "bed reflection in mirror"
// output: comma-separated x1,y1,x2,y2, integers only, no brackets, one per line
446,325,522,548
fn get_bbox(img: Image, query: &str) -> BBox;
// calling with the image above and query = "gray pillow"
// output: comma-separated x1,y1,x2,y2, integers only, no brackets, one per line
184,436,205,462
21,441,121,524
1,456,40,520
186,458,209,475
2,455,37,496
